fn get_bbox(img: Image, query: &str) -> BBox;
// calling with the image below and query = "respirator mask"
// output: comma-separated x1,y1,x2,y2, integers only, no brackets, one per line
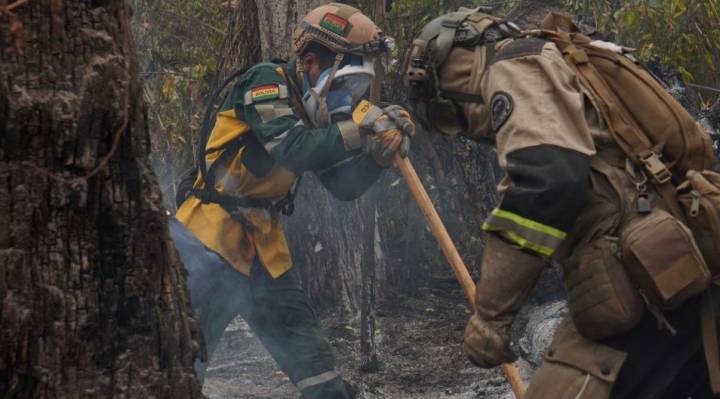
301,54,375,127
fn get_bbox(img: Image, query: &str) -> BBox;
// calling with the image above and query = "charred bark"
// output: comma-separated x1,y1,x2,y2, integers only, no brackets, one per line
359,195,379,372
256,0,321,60
285,180,364,314
359,0,384,370
0,1,204,398
216,0,261,82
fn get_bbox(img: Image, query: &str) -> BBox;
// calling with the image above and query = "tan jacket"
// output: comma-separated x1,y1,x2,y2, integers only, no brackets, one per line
463,39,642,398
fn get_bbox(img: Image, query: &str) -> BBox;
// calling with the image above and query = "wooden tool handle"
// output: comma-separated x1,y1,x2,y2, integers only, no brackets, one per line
395,155,526,399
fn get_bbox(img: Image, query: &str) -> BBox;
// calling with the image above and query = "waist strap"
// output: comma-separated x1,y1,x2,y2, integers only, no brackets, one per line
191,188,274,210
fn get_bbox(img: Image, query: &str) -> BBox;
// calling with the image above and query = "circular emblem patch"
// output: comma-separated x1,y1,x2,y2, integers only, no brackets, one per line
489,91,514,132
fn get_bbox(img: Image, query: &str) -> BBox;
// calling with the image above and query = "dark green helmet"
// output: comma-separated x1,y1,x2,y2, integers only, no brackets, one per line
403,7,518,136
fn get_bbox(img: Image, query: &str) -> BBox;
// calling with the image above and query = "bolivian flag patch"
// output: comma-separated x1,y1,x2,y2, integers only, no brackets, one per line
320,13,349,36
250,84,280,102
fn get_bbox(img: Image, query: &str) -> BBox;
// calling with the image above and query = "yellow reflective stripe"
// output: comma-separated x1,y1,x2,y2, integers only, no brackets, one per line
482,222,555,256
490,208,566,239
482,208,567,256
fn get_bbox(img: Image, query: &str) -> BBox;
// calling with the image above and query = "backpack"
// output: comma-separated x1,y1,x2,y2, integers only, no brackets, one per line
526,13,714,188
517,14,720,391
407,9,715,219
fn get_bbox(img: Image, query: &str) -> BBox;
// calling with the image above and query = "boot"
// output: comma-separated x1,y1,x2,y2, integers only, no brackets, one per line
464,233,547,368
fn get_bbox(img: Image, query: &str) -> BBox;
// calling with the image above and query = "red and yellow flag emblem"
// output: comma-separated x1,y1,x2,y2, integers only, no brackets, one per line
320,13,348,36
251,84,280,101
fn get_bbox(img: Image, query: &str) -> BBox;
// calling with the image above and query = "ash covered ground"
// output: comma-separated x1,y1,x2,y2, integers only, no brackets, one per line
202,269,565,399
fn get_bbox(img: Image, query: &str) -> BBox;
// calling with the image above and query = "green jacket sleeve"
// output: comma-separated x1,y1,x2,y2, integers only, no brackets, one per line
233,63,364,173
316,153,384,201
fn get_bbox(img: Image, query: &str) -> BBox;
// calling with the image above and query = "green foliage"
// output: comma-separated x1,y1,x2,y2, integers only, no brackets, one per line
567,0,720,90
130,0,227,207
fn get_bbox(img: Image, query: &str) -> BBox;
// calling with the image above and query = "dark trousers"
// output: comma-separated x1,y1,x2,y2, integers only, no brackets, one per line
168,216,351,399
603,295,719,399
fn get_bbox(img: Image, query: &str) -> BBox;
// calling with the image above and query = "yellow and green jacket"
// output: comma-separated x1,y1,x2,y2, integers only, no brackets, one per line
177,59,384,277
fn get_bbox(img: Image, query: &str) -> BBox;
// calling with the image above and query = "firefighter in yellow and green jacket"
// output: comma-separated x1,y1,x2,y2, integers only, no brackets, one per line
168,3,414,398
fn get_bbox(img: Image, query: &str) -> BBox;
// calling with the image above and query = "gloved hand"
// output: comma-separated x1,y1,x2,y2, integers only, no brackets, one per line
464,233,547,369
369,127,405,167
463,313,517,368
352,99,397,135
352,100,416,166
377,103,415,158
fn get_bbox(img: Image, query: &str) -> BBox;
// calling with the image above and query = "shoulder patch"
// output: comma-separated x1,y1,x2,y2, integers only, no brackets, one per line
251,84,280,101
490,92,513,132
244,83,288,104
488,37,548,68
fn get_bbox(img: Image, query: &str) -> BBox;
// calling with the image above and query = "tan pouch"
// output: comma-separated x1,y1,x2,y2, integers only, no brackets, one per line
677,170,720,277
524,316,627,399
563,237,643,340
620,207,710,309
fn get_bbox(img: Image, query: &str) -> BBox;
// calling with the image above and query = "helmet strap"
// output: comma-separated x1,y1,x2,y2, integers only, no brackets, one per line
320,52,346,98
306,52,346,126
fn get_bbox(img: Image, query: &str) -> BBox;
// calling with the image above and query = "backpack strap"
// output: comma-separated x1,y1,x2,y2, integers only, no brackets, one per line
432,7,500,69
433,8,481,68
532,28,685,222
439,89,484,104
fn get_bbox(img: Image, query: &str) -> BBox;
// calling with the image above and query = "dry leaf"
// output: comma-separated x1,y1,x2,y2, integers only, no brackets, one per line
219,0,238,9
345,325,355,331
5,17,25,55
425,307,434,312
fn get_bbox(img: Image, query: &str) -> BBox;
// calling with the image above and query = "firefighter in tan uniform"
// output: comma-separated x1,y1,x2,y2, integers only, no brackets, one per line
169,4,414,398
404,8,719,399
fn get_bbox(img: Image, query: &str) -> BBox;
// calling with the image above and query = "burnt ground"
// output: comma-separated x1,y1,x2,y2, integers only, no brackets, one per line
201,282,541,399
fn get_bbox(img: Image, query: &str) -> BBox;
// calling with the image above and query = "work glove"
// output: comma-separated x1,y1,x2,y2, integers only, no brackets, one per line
464,313,517,368
352,100,415,166
463,233,547,369
381,104,415,156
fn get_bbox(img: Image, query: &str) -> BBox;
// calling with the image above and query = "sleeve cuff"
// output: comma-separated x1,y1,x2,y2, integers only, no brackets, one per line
337,119,362,151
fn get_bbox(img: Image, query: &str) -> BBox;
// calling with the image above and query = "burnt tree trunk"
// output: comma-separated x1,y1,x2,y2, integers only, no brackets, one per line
359,0,385,372
0,1,205,398
256,0,324,60
216,1,261,85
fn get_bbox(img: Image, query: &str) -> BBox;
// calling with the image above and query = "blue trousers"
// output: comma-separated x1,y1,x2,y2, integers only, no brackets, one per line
168,216,352,399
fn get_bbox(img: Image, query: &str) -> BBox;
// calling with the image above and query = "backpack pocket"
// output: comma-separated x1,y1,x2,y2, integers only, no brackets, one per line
677,170,720,278
620,207,710,309
563,237,643,339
